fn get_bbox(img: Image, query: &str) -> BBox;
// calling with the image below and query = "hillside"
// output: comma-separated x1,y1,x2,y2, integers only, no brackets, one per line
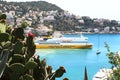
13,1,62,11
2,1,63,11
0,1,120,33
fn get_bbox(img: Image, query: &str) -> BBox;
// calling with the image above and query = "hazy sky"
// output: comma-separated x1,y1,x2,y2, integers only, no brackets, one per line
7,0,120,21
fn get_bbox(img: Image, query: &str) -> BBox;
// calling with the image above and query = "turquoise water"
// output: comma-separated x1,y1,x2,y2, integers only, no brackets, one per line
36,34,120,80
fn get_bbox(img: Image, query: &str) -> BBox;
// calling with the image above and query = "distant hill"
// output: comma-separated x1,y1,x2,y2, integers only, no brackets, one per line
3,1,63,11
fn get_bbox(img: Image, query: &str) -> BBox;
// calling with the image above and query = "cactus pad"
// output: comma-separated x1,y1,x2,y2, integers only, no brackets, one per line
25,61,37,70
20,74,33,80
13,41,23,53
9,63,25,74
0,33,9,42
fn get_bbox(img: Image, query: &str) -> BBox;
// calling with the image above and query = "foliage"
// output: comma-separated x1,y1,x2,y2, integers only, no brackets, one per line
105,42,120,80
10,1,63,11
0,49,9,78
0,23,6,33
21,22,28,28
0,14,6,20
0,14,66,80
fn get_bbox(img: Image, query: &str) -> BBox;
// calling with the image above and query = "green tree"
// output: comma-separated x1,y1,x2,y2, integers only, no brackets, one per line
105,42,120,80
82,16,93,28
21,21,28,28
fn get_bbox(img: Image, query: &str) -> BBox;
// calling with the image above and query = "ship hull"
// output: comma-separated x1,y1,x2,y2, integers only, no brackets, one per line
35,43,93,49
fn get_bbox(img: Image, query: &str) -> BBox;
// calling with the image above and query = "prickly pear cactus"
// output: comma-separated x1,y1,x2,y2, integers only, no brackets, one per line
0,33,9,42
0,49,9,78
0,14,7,33
0,13,66,80
0,13,10,78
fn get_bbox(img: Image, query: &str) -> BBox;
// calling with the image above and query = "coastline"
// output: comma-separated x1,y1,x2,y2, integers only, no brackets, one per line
36,34,120,80
60,31,120,34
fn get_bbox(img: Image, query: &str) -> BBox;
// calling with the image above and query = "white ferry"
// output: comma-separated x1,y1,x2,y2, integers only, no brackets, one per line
35,33,93,49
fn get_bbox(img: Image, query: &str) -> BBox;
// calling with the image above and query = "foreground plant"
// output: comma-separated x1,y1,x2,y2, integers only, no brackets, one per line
105,42,120,80
0,14,66,80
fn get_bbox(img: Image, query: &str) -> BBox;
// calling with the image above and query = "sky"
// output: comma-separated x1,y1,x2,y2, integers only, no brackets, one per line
6,0,120,21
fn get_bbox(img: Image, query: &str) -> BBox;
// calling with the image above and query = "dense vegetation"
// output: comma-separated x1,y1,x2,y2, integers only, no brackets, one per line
105,42,120,80
0,1,63,12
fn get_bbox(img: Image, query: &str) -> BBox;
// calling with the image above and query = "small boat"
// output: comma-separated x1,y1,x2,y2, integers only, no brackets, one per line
96,49,101,54
96,33,101,54
35,34,93,49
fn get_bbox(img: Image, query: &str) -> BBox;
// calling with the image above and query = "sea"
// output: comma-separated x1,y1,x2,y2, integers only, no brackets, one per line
36,34,120,80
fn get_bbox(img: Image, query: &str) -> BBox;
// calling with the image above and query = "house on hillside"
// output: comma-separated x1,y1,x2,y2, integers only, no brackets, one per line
16,17,24,26
36,25,52,36
44,15,55,21
6,11,15,26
